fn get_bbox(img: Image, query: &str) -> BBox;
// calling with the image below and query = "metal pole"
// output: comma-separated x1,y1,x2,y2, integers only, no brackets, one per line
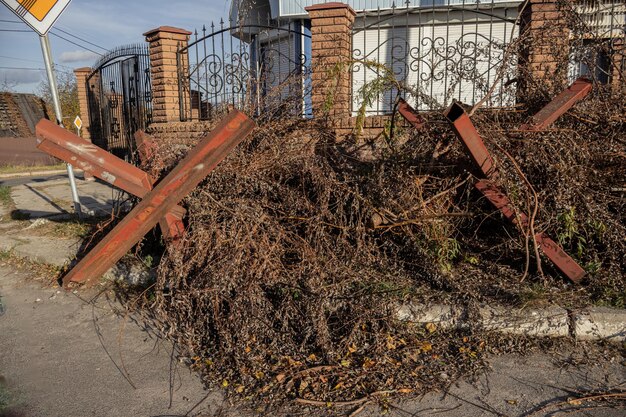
39,33,82,219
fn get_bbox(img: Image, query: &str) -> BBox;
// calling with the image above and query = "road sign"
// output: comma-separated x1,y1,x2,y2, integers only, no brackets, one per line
73,115,82,130
0,0,72,35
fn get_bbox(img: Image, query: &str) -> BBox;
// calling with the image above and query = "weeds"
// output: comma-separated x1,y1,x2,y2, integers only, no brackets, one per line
0,186,12,207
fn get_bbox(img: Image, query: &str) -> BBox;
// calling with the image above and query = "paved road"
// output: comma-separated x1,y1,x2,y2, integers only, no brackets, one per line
0,266,221,417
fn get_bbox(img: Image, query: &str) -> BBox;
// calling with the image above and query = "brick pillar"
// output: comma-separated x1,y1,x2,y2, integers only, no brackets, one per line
143,26,192,123
73,67,92,141
610,39,625,93
518,0,572,94
305,2,356,124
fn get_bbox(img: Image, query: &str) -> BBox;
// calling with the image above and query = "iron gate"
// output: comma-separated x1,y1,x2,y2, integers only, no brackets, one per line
177,17,312,121
86,44,152,159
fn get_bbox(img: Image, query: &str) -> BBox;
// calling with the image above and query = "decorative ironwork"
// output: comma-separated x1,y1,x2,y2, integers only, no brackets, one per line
86,44,152,159
178,16,312,121
352,2,520,114
567,1,625,84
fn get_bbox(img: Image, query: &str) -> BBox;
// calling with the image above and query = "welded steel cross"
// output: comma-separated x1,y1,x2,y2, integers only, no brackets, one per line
443,102,586,283
36,119,186,242
36,110,256,286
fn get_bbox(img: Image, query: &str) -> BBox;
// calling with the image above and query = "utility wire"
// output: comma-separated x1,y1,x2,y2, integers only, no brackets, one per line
0,66,45,70
49,32,103,56
52,27,107,51
0,54,72,69
1,18,107,54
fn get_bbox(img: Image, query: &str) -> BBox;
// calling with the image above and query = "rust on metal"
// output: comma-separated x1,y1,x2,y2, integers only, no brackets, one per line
36,120,153,196
134,130,158,167
62,110,256,286
397,98,426,130
444,102,498,179
475,180,586,283
36,120,185,242
134,131,186,242
519,77,592,131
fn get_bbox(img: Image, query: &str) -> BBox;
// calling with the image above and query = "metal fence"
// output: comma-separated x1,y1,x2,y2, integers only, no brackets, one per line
567,0,625,84
351,1,520,115
86,44,152,159
177,16,312,121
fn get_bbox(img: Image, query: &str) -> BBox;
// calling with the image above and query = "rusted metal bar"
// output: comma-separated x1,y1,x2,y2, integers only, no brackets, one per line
443,102,498,179
62,110,255,286
134,131,186,243
36,120,185,241
475,180,586,283
441,103,585,282
397,98,426,130
135,130,158,165
36,121,153,196
519,77,592,131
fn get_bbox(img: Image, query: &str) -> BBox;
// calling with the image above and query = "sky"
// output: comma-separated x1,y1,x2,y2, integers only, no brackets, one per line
0,0,231,93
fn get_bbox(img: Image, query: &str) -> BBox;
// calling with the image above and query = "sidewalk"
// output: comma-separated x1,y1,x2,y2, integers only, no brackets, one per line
0,176,129,267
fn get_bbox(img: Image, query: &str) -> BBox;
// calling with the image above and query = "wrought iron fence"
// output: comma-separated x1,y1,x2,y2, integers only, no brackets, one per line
567,0,625,84
86,44,152,159
177,16,312,121
351,1,520,115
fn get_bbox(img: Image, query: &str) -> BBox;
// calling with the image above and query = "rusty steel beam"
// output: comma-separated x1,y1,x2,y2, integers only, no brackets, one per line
36,121,186,241
519,78,592,131
444,102,498,180
62,110,255,286
134,130,186,243
135,130,157,164
397,98,426,130
475,180,586,283
36,121,152,197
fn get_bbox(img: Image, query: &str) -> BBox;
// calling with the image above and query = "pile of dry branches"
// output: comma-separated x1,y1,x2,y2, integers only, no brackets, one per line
131,84,624,407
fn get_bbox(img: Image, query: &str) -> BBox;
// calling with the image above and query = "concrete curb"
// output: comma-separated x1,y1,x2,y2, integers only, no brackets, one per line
0,168,84,179
397,303,626,343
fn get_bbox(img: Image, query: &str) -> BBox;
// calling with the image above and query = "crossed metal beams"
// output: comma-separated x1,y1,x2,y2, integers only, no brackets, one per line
36,110,255,286
398,78,592,283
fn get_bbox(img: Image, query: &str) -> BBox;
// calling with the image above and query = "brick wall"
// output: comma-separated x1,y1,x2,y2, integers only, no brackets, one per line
146,120,215,142
305,3,356,124
519,0,572,94
143,26,192,124
73,67,92,141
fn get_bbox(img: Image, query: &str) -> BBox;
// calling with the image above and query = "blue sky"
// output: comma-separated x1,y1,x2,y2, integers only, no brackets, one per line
0,0,231,93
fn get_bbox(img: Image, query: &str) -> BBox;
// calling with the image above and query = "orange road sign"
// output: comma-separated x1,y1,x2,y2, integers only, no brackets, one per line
1,0,72,35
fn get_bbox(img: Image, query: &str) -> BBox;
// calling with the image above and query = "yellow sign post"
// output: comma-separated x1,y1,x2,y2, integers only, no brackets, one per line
0,0,72,35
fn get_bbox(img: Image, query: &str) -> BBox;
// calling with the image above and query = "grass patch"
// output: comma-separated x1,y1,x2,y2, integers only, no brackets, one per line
0,384,10,414
0,163,65,175
0,186,12,207
0,248,61,284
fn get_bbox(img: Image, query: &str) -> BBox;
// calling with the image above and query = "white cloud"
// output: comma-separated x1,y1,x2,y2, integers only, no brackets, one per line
0,69,44,85
59,50,99,63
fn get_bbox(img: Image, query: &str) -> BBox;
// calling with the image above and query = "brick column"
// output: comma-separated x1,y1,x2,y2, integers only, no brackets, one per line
519,0,572,94
73,67,93,141
305,2,356,124
143,26,192,123
610,39,625,93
